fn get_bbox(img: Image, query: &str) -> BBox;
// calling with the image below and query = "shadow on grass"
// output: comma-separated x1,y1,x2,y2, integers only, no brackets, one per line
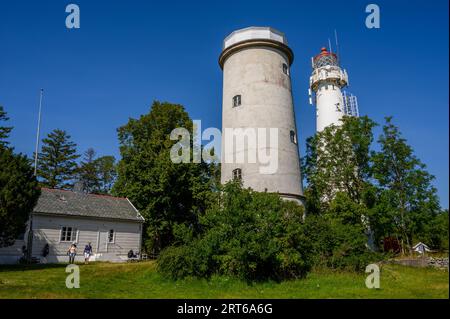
0,261,151,273
0,262,73,273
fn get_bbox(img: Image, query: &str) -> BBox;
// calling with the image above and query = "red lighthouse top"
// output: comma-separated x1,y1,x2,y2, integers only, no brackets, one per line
313,47,339,69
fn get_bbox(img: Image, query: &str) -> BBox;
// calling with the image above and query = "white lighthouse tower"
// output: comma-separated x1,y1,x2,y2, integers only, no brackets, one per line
219,27,304,205
309,47,351,132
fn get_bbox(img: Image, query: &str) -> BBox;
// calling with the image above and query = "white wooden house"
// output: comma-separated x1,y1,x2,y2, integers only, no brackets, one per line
0,188,145,264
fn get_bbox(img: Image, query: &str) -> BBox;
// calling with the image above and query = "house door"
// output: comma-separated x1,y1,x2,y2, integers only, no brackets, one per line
98,231,108,253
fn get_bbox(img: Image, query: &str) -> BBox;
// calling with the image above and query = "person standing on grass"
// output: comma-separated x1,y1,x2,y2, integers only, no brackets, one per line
84,242,92,264
67,243,77,264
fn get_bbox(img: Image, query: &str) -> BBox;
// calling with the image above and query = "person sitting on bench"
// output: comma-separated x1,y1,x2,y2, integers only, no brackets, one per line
128,249,137,259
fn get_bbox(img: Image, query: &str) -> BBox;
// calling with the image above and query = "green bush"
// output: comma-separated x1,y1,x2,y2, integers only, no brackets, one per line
158,181,313,281
158,183,385,280
304,212,381,271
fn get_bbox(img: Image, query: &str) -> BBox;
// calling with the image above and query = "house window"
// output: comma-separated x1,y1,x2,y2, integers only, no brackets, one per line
60,226,77,242
232,168,242,180
282,63,289,75
108,229,115,243
232,95,241,107
290,130,297,144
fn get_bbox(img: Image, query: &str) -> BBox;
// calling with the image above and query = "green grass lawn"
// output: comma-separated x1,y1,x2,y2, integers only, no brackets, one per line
0,261,447,299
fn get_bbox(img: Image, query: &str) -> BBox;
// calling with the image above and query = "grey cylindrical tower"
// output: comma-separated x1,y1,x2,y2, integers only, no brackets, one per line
219,26,304,204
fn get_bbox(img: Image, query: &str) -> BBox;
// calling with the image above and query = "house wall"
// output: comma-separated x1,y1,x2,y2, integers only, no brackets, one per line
0,214,143,264
0,239,27,264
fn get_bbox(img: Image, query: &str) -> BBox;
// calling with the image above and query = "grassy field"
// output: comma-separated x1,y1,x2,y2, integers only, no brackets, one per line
0,261,447,299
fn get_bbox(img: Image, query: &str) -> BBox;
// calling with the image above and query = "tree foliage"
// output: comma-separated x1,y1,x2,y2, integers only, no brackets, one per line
94,155,117,194
371,117,441,253
0,147,40,247
77,148,99,193
113,101,217,254
303,212,379,271
158,181,313,281
0,106,13,146
302,115,446,253
0,108,40,247
77,148,117,194
37,129,80,189
303,116,377,211
420,209,448,250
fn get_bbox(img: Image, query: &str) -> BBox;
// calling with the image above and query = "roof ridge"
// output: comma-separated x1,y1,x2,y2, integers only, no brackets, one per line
41,187,127,200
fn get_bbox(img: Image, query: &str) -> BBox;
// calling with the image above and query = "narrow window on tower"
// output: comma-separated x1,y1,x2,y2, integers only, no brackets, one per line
232,95,241,107
282,63,289,75
232,168,242,180
290,130,297,144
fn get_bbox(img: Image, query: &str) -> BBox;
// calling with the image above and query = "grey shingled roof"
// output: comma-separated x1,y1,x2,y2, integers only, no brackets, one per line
33,188,144,222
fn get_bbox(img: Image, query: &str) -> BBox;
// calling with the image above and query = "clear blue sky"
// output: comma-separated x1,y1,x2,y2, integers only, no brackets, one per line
0,0,448,207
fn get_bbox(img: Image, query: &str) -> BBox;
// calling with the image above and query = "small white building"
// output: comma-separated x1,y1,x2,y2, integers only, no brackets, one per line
0,188,145,264
413,242,431,254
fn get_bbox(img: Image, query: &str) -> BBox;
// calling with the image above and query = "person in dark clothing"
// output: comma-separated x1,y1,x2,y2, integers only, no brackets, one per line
84,242,93,264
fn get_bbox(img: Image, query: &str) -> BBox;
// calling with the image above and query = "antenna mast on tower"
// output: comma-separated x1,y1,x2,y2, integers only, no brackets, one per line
334,29,340,65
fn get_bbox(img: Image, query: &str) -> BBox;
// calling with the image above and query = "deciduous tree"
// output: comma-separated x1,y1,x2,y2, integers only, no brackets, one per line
302,116,377,211
0,146,40,247
113,101,217,254
371,117,440,254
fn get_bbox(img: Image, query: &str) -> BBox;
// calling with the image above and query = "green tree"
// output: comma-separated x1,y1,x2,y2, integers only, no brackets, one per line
37,129,80,189
371,117,440,254
0,146,40,247
303,211,379,271
77,149,117,194
0,106,13,146
158,181,313,281
94,155,117,194
113,101,216,254
77,148,100,193
418,209,449,250
302,116,377,212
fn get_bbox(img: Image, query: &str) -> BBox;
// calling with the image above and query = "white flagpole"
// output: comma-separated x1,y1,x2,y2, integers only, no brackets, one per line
34,88,43,176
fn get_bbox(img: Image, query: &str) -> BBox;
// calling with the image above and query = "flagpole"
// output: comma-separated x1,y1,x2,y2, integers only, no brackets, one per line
34,88,43,176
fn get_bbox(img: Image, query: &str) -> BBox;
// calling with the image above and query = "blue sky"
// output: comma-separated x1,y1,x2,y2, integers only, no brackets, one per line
0,0,448,207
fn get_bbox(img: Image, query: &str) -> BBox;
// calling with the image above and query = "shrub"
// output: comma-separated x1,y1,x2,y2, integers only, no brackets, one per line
157,181,313,281
304,213,381,271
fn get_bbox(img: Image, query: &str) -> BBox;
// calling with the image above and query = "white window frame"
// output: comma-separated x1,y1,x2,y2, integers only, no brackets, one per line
60,226,78,243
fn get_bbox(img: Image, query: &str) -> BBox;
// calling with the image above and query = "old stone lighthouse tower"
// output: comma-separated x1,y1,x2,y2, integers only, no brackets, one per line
219,26,304,204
